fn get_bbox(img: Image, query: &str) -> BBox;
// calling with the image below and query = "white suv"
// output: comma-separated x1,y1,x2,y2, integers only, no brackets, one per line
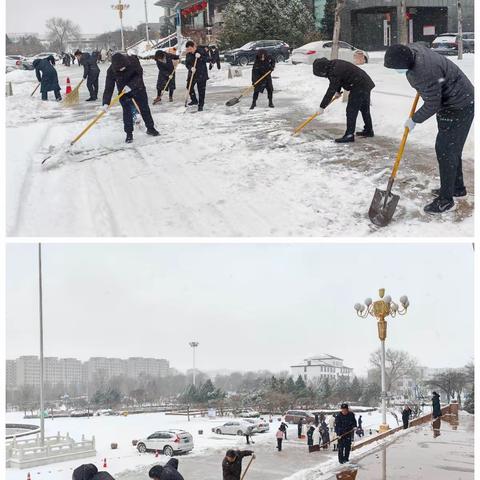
136,429,194,456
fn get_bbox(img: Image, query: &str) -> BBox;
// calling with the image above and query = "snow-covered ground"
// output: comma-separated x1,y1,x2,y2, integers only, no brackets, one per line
5,409,398,479
6,54,474,237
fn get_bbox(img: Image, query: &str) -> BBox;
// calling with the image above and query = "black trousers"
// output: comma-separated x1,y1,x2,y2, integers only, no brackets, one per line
189,78,207,107
277,438,283,451
253,87,273,103
435,103,474,200
402,418,409,429
337,436,352,463
345,88,373,136
120,88,155,134
87,70,100,99
41,89,61,101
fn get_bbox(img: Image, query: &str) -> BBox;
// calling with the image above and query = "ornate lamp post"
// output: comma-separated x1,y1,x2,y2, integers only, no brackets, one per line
354,288,410,432
112,0,130,51
189,341,199,386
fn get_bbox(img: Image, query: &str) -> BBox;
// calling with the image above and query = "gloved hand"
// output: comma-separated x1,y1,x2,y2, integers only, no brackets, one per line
191,67,196,74
99,105,109,114
334,92,342,99
404,117,416,132
123,85,132,94
195,52,201,59
318,108,325,115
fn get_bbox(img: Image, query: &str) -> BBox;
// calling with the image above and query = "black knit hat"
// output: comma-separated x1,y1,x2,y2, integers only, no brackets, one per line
111,52,127,71
313,57,330,77
384,44,414,69
149,465,164,478
72,464,98,480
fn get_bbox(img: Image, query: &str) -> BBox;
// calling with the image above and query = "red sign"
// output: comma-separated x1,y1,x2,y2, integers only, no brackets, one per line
181,1,208,17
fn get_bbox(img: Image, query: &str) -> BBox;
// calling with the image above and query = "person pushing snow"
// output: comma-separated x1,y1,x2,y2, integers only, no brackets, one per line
102,53,159,144
149,458,184,480
250,49,275,110
33,55,62,102
384,43,474,214
72,463,115,480
222,449,255,480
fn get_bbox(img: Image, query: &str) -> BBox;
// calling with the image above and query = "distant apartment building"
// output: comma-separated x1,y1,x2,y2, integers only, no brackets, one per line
291,354,353,383
7,356,171,388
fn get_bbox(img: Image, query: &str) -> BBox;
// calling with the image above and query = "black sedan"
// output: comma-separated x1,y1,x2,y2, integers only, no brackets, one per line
224,40,290,66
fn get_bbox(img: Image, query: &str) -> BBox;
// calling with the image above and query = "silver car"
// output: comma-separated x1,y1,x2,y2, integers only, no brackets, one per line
291,40,369,65
212,420,255,436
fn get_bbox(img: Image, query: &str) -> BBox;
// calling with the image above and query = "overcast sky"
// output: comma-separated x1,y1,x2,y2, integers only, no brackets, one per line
6,243,474,376
6,0,165,36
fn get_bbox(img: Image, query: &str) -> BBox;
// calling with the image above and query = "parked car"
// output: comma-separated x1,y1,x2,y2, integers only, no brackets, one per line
236,409,260,418
462,32,475,52
291,41,368,65
431,33,473,55
242,418,270,433
212,420,255,436
224,40,290,66
29,52,62,62
136,430,194,456
6,56,23,73
284,410,315,424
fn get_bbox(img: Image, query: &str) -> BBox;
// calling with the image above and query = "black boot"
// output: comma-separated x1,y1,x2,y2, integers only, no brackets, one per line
146,128,160,137
198,105,204,112
356,130,374,137
424,196,455,214
85,97,94,102
431,187,467,197
250,101,256,110
268,96,274,108
169,96,173,102
335,134,354,143
125,133,133,143
188,99,199,106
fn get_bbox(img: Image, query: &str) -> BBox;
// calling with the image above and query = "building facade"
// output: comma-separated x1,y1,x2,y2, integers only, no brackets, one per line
291,354,353,383
342,0,475,51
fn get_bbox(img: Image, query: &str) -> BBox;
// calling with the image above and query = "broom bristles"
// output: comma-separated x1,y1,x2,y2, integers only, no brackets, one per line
63,82,82,107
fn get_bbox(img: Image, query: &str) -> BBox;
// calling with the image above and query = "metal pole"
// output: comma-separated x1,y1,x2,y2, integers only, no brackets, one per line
120,10,125,51
144,0,150,44
38,243,45,446
331,0,345,60
380,339,387,427
192,346,196,387
457,1,463,60
175,4,183,52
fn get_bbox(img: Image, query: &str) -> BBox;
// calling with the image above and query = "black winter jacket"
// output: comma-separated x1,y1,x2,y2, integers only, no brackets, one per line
334,411,357,437
32,57,60,93
316,59,375,109
252,55,275,93
186,47,210,82
222,450,253,480
102,55,146,105
406,44,474,123
80,52,100,79
149,459,184,480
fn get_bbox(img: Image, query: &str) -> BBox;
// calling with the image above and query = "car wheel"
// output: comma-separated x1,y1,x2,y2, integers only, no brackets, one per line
137,443,147,453
237,430,244,436
238,56,249,67
216,429,222,434
163,445,174,457
276,54,285,63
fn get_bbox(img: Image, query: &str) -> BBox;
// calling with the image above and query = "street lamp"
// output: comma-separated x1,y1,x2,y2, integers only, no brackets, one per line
111,0,130,52
38,244,45,446
189,342,199,386
354,288,410,433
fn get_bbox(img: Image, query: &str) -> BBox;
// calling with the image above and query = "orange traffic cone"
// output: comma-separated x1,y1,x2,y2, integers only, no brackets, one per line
26,473,31,480
66,77,72,95
103,458,107,468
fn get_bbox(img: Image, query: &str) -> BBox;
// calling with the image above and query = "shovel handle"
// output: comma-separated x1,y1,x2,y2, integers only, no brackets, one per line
292,96,339,136
390,93,421,179
70,89,127,146
240,456,255,480
161,63,179,96
185,57,199,106
31,83,41,97
240,70,273,98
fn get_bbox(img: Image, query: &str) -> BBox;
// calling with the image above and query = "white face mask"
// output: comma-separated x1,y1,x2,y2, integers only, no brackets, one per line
119,67,126,72
396,69,408,74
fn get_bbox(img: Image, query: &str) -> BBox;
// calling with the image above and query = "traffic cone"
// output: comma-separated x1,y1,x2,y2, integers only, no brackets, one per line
103,458,107,468
66,77,72,95
155,450,159,458
26,473,31,480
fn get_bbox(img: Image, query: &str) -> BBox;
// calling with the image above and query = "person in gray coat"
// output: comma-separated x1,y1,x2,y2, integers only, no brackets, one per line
384,44,474,214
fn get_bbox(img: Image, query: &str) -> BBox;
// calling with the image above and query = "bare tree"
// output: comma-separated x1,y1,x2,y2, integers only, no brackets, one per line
457,0,464,60
398,0,408,45
45,17,81,52
369,348,419,393
331,0,346,60
427,369,467,403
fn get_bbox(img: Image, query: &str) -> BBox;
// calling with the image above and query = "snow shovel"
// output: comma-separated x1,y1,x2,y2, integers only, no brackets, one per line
225,70,272,107
240,455,255,480
184,57,199,110
41,87,128,165
153,64,180,105
368,93,421,227
63,79,84,107
292,96,340,136
30,83,41,97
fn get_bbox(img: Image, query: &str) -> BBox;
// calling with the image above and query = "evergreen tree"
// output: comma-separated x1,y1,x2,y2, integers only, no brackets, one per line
319,377,332,404
320,0,336,38
198,379,216,401
349,376,363,402
295,375,307,394
285,377,296,394
220,0,315,49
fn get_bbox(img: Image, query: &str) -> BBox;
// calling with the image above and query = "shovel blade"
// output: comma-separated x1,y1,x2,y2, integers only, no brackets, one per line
368,188,400,227
225,97,240,107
